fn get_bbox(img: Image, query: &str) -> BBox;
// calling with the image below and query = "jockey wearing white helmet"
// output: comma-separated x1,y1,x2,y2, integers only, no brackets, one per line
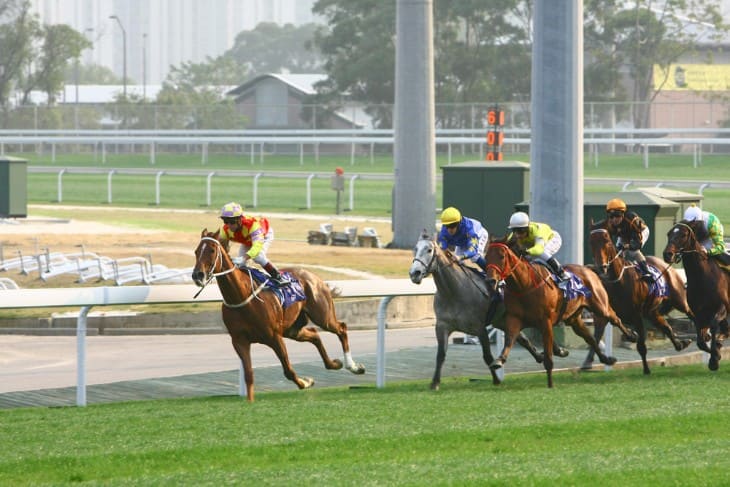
507,211,568,283
683,204,730,265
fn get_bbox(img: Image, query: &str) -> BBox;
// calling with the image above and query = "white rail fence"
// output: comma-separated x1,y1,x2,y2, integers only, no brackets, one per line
27,166,730,211
0,280,439,406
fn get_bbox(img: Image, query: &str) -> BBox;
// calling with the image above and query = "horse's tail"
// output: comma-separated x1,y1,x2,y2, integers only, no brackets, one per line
329,285,342,298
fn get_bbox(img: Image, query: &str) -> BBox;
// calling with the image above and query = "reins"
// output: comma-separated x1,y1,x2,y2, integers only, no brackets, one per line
193,236,268,308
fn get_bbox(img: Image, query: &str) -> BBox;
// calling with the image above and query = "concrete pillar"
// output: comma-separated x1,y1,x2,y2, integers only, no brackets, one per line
529,0,584,264
392,0,436,248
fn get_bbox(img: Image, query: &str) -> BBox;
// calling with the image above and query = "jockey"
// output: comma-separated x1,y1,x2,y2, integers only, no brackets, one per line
218,201,289,286
683,204,730,265
605,198,652,282
506,211,568,283
437,207,489,272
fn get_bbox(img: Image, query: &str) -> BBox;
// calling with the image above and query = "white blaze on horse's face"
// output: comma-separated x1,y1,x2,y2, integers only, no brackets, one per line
409,239,434,284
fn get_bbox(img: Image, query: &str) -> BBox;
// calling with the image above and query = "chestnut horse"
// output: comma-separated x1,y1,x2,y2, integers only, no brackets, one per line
663,220,730,371
484,239,636,388
586,224,693,374
192,229,365,401
408,234,569,389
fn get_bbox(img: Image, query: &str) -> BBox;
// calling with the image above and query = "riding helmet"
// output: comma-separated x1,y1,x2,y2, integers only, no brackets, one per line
606,198,627,213
508,211,530,229
220,202,244,219
683,204,704,222
441,207,462,226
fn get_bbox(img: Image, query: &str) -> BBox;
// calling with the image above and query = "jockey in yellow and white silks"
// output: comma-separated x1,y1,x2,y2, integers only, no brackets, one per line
218,202,289,285
506,211,568,283
437,207,489,272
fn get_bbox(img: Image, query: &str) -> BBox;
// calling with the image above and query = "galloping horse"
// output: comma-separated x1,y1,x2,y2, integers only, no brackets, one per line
484,238,635,388
663,220,730,371
192,229,365,401
586,223,693,374
408,234,568,389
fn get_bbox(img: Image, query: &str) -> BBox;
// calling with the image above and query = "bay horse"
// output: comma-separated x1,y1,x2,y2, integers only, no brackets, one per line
192,229,365,402
586,223,693,374
408,233,569,389
484,238,637,388
663,220,730,371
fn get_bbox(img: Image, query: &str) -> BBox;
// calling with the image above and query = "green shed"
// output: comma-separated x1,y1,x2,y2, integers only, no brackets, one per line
441,161,529,235
634,186,702,223
517,191,679,265
0,156,27,218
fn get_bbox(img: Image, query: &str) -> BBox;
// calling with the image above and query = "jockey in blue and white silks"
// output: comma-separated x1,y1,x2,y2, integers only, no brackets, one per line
437,207,488,272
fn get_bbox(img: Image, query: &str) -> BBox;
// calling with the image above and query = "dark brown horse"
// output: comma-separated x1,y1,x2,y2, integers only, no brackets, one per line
484,239,636,388
663,220,730,371
192,229,365,401
587,224,693,374
408,234,568,389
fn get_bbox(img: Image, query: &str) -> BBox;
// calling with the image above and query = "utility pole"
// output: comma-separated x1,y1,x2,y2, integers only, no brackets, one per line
109,15,127,99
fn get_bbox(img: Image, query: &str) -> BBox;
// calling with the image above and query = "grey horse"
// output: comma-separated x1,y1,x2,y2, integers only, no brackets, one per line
408,232,568,389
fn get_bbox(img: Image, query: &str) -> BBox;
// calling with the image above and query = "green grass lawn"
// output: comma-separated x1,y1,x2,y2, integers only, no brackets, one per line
17,150,730,221
1,364,728,486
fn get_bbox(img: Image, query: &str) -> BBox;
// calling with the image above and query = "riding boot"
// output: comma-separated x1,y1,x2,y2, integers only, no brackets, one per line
547,257,568,282
263,262,289,286
636,260,653,282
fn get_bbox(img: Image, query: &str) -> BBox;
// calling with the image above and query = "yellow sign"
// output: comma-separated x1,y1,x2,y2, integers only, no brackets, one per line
654,64,730,91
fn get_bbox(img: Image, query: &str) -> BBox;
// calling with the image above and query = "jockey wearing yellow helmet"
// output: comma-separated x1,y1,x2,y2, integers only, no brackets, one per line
604,198,652,282
506,211,568,283
683,204,730,265
218,202,288,285
437,207,489,272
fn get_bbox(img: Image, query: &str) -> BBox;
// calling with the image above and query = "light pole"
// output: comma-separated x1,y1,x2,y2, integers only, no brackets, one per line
142,33,147,100
109,15,127,99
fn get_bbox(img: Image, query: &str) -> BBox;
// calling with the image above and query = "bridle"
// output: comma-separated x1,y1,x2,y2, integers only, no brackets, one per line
667,222,702,263
485,242,545,293
412,239,490,298
590,228,633,282
193,236,267,308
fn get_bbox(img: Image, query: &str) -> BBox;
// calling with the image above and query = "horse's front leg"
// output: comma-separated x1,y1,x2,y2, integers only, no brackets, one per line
708,310,727,371
232,339,255,402
566,314,617,366
477,326,502,385
541,322,555,388
430,323,450,390
491,315,522,370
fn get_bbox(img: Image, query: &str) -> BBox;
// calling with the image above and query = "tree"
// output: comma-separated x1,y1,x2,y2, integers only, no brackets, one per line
224,22,324,74
312,0,532,128
0,0,40,111
585,0,728,128
32,24,91,105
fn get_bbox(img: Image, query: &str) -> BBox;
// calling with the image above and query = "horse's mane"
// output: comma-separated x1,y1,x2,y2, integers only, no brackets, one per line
683,219,709,242
589,219,608,232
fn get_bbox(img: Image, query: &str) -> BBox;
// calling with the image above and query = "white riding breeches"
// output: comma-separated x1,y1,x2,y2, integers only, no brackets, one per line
535,231,562,261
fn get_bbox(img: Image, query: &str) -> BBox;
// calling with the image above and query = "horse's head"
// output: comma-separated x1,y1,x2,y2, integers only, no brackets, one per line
192,228,223,286
663,221,697,264
483,240,517,294
409,233,437,284
588,223,615,276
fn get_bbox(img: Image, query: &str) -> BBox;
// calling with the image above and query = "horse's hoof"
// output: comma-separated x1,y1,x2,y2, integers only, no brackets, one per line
534,353,544,364
332,359,344,370
622,331,639,343
602,356,618,366
489,360,503,371
556,347,570,358
709,358,720,371
430,382,440,391
580,361,594,371
676,339,692,351
350,363,366,375
300,377,315,389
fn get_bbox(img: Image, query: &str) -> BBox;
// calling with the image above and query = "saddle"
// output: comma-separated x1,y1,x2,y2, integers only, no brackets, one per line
533,260,591,300
241,268,306,308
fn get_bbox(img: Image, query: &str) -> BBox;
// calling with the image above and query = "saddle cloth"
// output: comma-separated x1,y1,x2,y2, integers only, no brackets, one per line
551,269,592,300
644,264,669,298
244,268,306,308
